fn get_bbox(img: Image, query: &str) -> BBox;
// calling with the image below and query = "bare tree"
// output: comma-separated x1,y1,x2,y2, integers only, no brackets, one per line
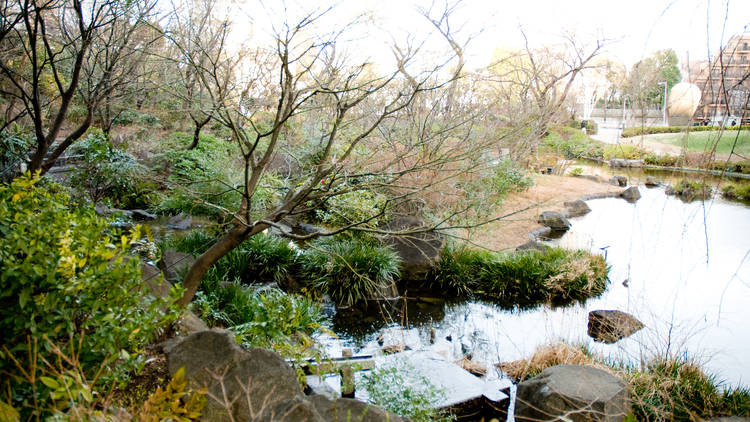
482,32,604,161
167,3,499,306
0,0,160,173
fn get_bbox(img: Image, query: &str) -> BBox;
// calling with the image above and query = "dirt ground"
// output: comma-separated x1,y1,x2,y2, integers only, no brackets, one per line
466,174,619,251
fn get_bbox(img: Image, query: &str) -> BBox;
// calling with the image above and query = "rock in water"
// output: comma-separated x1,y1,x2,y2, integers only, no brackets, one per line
515,365,630,422
611,175,628,187
563,199,592,217
537,211,571,231
167,212,192,230
620,186,641,202
645,176,660,187
588,310,644,343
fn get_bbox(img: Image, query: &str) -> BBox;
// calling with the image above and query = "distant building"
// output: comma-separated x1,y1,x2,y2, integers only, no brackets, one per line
692,32,750,125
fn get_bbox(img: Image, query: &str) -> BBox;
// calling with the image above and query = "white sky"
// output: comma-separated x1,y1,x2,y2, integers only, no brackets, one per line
222,0,750,75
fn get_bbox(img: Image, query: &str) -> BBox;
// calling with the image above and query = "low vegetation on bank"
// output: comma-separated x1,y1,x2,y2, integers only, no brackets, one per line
500,342,750,422
430,244,609,308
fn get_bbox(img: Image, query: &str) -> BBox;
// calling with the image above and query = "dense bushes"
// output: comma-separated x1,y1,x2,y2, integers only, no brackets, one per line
722,182,750,201
0,131,32,181
430,245,609,308
542,126,604,159
668,180,713,201
0,174,177,417
622,125,748,137
69,131,155,208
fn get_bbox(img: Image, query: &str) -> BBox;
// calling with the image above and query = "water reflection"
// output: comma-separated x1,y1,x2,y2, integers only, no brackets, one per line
326,184,750,387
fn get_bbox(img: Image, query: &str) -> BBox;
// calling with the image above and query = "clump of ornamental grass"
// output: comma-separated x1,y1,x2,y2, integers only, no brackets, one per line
299,236,401,306
498,342,606,382
429,245,609,309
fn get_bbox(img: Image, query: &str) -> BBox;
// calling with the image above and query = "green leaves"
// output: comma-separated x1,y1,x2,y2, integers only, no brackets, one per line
0,173,177,416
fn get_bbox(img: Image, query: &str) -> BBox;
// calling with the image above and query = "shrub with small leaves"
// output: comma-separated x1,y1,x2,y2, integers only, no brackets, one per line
138,367,206,421
0,174,179,416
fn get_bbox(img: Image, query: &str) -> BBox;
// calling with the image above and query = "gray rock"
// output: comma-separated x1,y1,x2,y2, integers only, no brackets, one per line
310,395,406,422
167,212,193,230
130,209,157,220
645,176,660,187
709,418,750,422
611,175,628,187
175,310,209,335
164,329,401,422
537,211,571,231
95,204,132,218
515,365,630,422
383,216,444,281
140,262,171,298
588,310,644,343
564,199,592,217
619,186,641,202
665,185,675,195
158,250,195,284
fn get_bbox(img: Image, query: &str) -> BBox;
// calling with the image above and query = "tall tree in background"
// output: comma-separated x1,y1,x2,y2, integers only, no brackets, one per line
0,0,160,173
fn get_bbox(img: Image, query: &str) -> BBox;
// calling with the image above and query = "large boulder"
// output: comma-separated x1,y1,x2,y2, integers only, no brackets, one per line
158,250,196,284
515,365,630,422
537,211,571,231
619,186,641,202
130,209,157,221
164,329,403,422
383,216,444,280
563,199,591,217
588,310,644,343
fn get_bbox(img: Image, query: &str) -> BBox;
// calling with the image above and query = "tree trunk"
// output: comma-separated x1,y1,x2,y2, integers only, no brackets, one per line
177,223,265,307
187,116,210,150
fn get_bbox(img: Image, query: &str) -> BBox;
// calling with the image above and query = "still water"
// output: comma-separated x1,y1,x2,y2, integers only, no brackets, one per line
323,182,750,387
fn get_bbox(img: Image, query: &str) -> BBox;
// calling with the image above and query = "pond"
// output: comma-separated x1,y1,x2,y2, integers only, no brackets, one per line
320,175,750,389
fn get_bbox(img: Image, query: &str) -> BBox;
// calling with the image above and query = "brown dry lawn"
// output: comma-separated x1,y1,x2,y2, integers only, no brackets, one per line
467,174,619,251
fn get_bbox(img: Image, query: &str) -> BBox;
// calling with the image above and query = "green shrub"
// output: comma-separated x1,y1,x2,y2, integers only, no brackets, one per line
569,167,583,176
625,358,750,421
300,236,401,306
670,180,713,201
622,125,748,137
361,362,454,422
603,144,649,160
722,182,750,201
430,245,609,308
69,131,155,208
645,153,680,167
194,280,324,351
153,132,244,217
0,174,178,417
314,187,388,229
0,131,32,181
159,230,217,256
542,126,604,159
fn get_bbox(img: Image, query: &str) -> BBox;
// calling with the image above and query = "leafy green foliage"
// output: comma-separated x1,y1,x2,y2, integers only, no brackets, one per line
361,362,454,422
626,358,750,421
0,131,32,181
670,180,713,201
0,174,178,416
300,236,401,306
430,244,609,308
152,132,243,217
722,182,750,201
542,126,604,159
69,130,154,208
314,187,388,229
138,367,206,421
603,144,649,160
194,280,325,351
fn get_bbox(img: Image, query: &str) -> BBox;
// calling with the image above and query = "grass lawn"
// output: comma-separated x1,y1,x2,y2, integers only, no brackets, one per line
652,130,750,155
